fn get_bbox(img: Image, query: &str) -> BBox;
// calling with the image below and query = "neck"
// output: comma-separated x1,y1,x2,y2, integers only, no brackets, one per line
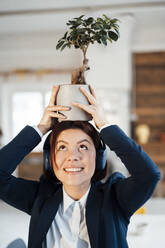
63,183,91,201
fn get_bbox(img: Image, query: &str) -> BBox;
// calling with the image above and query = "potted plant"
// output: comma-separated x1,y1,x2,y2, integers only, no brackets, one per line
56,14,120,120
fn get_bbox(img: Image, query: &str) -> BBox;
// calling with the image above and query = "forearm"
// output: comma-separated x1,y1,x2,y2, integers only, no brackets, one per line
0,125,41,175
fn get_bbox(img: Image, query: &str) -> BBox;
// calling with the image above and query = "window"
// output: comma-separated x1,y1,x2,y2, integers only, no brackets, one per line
11,90,51,151
12,92,43,137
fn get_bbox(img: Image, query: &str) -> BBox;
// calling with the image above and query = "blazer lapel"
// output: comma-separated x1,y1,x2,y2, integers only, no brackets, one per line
33,186,63,248
86,183,103,248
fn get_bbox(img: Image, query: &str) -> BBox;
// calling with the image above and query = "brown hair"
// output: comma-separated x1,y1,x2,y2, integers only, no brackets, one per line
44,121,107,183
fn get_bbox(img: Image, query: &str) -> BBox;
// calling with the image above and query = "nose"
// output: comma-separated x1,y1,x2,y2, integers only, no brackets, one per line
67,149,80,162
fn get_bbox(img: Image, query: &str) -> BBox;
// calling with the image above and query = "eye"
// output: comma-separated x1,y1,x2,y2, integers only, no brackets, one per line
57,145,66,151
79,144,88,151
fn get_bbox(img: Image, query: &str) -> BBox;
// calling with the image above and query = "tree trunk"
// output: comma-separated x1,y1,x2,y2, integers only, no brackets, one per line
71,46,90,84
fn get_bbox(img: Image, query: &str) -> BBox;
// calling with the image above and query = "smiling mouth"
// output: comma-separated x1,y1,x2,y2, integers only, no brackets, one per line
64,167,84,172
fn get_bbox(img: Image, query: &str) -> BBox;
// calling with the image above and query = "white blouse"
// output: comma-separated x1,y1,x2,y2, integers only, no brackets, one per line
42,186,91,248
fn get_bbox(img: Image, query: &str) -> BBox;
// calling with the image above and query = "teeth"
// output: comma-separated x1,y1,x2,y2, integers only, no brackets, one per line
64,168,83,172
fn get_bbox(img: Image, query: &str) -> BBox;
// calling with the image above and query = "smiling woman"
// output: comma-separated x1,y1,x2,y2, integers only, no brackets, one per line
53,128,96,200
0,85,161,248
48,121,105,200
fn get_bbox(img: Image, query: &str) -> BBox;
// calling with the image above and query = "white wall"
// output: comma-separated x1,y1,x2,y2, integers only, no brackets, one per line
0,32,81,71
132,8,165,52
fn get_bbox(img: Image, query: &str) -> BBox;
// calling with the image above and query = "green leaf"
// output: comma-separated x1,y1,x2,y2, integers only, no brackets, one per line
71,23,81,29
68,20,77,25
111,18,119,24
97,39,101,44
80,34,87,41
97,17,104,23
100,30,107,36
91,23,102,30
103,14,110,22
67,35,70,41
60,43,69,51
107,37,112,43
57,38,63,43
112,24,119,30
103,23,110,29
108,31,118,41
114,28,120,36
70,29,78,40
62,31,68,40
56,40,65,50
77,28,86,34
75,15,85,20
86,28,95,34
85,17,94,25
101,36,107,46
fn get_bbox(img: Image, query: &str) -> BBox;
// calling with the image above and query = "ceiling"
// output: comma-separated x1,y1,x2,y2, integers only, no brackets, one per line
0,0,165,34
0,0,164,11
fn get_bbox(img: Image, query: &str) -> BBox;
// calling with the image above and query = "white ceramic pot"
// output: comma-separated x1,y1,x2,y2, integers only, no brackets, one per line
56,84,92,121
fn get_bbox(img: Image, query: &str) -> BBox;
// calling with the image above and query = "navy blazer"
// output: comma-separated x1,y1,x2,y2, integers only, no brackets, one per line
0,125,161,248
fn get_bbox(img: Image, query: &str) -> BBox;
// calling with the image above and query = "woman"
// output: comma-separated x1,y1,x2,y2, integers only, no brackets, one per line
0,85,161,248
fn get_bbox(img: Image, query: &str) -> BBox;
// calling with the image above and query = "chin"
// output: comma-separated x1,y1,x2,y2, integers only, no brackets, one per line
63,177,91,188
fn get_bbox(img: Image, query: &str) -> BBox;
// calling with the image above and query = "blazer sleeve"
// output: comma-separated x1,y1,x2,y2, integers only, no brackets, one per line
100,125,161,218
0,125,42,215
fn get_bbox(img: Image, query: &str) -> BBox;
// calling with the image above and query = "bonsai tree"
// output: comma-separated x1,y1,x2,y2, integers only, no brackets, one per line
56,14,120,84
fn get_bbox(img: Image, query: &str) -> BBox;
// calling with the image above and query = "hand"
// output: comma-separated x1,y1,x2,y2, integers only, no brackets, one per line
37,85,71,135
72,85,109,129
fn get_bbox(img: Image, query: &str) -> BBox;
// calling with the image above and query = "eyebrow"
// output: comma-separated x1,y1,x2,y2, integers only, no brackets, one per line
56,139,91,145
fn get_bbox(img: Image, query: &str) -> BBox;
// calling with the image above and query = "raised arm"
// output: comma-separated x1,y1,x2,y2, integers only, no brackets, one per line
0,126,41,214
0,126,41,175
101,125,161,218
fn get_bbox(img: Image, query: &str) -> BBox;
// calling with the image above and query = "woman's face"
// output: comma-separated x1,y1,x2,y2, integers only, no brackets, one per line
53,128,96,191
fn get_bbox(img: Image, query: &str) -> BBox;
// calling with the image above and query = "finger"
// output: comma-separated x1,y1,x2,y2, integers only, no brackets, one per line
47,105,71,111
89,84,97,99
49,112,67,119
48,85,59,106
72,102,94,115
79,87,96,105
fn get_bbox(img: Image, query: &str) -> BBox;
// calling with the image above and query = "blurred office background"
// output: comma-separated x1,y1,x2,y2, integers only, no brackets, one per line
0,0,165,247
